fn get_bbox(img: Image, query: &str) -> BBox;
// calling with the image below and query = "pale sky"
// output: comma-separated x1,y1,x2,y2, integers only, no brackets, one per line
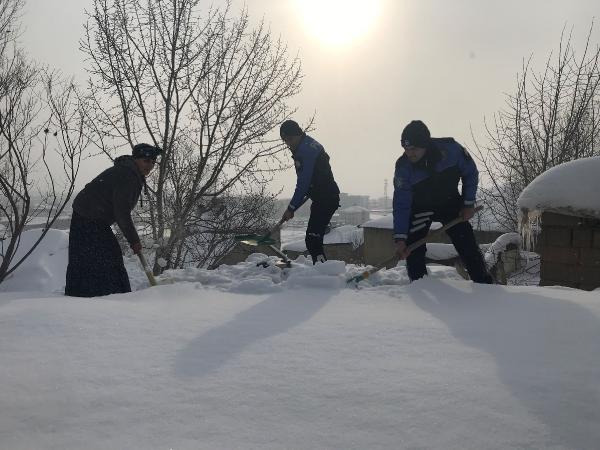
21,0,599,198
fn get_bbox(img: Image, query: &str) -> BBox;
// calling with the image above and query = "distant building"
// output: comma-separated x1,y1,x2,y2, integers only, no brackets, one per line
276,192,370,219
274,198,311,218
339,206,370,226
339,193,369,210
369,197,392,211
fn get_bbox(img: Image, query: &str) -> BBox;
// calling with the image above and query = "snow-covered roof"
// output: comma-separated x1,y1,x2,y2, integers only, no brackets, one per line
282,241,307,252
340,206,369,213
517,156,600,219
282,225,364,252
361,215,393,229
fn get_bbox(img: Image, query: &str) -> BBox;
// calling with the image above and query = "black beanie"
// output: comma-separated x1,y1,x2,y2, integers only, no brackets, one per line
132,143,162,159
401,120,431,148
280,120,303,138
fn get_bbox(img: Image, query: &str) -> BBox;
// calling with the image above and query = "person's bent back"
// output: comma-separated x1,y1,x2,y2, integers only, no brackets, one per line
65,144,161,297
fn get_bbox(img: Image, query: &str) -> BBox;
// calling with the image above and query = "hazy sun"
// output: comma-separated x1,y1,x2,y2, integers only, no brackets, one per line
293,0,383,47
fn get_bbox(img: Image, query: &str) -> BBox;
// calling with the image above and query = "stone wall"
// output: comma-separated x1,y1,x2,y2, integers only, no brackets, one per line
361,227,504,267
362,228,395,267
539,212,600,291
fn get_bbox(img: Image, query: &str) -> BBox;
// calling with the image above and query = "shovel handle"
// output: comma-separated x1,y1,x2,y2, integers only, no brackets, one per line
137,252,157,286
347,205,484,284
270,219,285,234
405,205,484,252
257,219,285,243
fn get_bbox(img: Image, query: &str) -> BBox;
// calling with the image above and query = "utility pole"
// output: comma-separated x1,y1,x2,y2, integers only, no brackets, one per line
384,179,389,210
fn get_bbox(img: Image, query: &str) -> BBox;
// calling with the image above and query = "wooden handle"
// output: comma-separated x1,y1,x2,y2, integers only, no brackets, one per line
347,205,484,284
406,205,483,252
137,253,157,286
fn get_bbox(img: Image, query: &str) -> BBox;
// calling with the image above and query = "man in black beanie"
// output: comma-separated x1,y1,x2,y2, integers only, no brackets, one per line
392,120,493,283
279,120,340,264
65,143,161,297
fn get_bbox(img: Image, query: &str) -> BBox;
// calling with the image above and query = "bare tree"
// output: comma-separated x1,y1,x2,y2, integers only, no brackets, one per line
473,24,600,231
81,0,302,272
172,188,277,269
0,0,89,284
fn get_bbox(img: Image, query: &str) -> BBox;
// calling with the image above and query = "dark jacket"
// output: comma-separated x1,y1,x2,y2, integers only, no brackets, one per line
72,155,144,245
392,137,478,239
288,135,340,210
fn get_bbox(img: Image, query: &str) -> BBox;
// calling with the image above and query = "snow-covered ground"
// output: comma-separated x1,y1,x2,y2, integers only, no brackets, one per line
1,229,599,449
282,224,363,252
281,225,308,247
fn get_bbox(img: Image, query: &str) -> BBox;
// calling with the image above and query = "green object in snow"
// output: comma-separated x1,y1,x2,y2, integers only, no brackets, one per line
233,234,277,246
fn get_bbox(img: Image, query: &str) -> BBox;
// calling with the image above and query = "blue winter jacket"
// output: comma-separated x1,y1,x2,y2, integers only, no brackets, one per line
392,138,478,240
288,135,340,210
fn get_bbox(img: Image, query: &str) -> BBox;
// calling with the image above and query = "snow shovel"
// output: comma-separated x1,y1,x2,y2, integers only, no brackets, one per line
234,220,291,268
347,205,484,284
234,219,285,246
137,252,157,286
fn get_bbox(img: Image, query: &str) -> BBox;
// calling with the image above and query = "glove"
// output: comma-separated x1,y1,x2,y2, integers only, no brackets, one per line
131,241,143,255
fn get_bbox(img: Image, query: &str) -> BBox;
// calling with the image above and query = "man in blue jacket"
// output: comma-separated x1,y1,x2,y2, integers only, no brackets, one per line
393,120,493,283
280,120,340,264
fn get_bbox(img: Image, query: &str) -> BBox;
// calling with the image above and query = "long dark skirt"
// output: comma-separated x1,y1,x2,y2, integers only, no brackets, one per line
65,211,131,297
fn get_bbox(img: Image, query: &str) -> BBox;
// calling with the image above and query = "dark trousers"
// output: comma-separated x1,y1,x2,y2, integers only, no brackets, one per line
405,207,493,284
65,211,131,297
305,197,339,264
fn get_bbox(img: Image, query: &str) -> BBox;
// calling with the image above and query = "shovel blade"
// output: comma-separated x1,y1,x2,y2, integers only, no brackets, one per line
239,239,276,246
234,234,277,246
234,233,260,241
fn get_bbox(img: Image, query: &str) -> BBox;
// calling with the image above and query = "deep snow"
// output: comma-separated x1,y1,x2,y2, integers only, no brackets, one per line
1,229,599,450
